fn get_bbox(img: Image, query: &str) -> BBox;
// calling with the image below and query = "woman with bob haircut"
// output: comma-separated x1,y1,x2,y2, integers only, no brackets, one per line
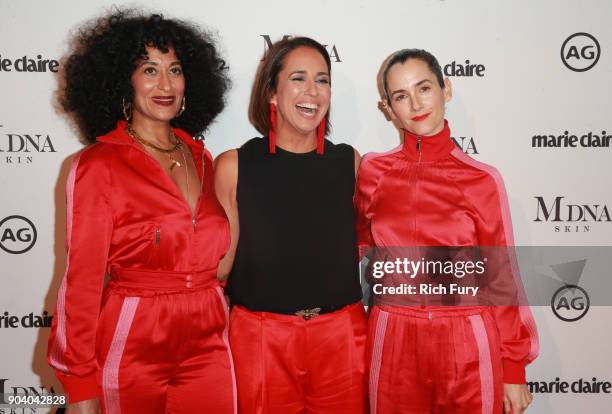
356,49,539,414
47,10,236,414
215,36,367,413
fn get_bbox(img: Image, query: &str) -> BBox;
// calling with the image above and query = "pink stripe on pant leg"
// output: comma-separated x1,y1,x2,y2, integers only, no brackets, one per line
101,297,140,414
368,309,389,414
469,314,494,414
216,287,238,414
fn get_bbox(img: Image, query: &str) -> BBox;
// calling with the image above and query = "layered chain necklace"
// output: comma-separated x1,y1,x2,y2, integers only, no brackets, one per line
126,123,191,207
126,124,186,171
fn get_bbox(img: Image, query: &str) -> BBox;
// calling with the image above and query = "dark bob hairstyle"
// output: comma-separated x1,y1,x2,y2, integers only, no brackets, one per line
249,36,331,137
382,48,445,104
61,10,230,143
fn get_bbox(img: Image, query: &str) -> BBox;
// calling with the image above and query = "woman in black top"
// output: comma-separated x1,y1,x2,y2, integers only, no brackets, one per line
215,37,366,414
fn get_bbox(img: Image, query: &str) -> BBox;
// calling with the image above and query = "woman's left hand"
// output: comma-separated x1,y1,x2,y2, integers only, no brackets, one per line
503,383,533,414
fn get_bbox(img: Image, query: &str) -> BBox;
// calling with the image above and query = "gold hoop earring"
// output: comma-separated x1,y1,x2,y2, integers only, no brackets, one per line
176,96,186,118
122,97,132,121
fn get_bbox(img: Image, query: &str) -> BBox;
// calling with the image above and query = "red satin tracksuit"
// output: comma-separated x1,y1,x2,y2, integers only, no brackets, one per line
230,302,367,414
47,122,237,413
355,121,539,414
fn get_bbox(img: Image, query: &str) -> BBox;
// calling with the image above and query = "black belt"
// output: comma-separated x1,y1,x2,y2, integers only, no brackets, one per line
240,304,350,320
292,305,338,320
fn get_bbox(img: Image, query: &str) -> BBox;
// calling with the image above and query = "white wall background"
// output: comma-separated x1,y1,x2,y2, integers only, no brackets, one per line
1,0,610,412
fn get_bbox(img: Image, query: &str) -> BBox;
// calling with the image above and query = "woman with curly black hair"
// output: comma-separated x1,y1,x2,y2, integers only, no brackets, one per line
47,10,236,414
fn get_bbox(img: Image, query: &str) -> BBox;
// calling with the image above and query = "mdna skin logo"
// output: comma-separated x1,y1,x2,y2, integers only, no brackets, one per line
533,196,611,233
0,123,56,165
260,35,342,63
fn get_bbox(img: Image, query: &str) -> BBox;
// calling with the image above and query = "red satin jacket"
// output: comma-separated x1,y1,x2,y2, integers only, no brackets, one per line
355,121,539,383
47,121,230,399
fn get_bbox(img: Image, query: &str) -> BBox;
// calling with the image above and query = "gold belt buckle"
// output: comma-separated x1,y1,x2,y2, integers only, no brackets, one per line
295,307,321,320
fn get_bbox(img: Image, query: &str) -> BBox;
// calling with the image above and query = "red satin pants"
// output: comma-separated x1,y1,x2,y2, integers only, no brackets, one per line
95,282,237,414
367,306,503,414
229,302,367,414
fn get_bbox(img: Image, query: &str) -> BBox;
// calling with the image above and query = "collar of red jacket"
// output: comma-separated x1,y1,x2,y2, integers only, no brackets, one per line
96,120,203,156
401,119,456,162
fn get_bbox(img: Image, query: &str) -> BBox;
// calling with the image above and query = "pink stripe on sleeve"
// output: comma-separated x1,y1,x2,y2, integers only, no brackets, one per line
451,147,539,362
49,151,83,372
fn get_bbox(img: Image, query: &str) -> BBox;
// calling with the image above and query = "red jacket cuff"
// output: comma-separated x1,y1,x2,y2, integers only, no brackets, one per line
56,371,99,403
503,359,527,384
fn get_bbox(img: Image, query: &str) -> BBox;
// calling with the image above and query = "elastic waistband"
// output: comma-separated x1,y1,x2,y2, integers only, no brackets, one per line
108,267,219,294
377,305,489,319
233,301,363,322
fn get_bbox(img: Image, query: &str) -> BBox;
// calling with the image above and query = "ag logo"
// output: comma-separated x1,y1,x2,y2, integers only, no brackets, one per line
561,32,601,72
0,215,37,254
551,285,590,322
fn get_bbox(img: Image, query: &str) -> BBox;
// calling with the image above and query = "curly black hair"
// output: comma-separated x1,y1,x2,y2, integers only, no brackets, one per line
61,9,230,143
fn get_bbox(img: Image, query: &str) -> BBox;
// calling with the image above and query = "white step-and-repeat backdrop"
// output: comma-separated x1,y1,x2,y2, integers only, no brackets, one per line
1,0,610,412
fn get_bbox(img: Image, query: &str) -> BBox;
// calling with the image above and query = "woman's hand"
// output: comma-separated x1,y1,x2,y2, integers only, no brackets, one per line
216,252,234,282
504,383,533,414
66,398,99,414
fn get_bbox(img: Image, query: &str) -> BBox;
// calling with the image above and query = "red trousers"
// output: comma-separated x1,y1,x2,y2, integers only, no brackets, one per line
367,306,503,414
95,281,237,414
229,302,367,414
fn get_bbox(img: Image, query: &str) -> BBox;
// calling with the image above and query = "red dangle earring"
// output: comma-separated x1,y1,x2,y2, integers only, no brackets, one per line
316,116,326,155
269,103,277,154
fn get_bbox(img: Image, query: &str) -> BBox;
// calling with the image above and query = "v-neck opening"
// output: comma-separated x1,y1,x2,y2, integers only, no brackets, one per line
100,121,205,218
163,145,202,218
132,136,204,218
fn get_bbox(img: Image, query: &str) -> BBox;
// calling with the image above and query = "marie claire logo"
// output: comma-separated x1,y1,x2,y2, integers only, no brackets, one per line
0,53,59,73
534,196,610,233
0,311,53,328
261,35,342,63
561,32,601,72
0,124,57,164
528,377,610,394
451,136,478,154
551,285,589,322
0,216,37,254
532,130,611,148
443,60,485,77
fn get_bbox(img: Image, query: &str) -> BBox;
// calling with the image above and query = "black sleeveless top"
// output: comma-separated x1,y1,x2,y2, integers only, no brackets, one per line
227,137,362,313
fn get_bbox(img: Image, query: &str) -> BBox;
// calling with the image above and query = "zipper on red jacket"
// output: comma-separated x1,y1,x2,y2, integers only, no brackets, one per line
191,196,201,231
129,138,203,231
414,136,422,250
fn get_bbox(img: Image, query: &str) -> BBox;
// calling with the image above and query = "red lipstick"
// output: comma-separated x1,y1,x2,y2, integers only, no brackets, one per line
152,96,175,106
411,113,430,122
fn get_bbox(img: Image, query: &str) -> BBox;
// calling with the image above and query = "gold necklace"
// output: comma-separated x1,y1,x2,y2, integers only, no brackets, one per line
179,149,190,209
126,124,184,170
126,124,193,210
